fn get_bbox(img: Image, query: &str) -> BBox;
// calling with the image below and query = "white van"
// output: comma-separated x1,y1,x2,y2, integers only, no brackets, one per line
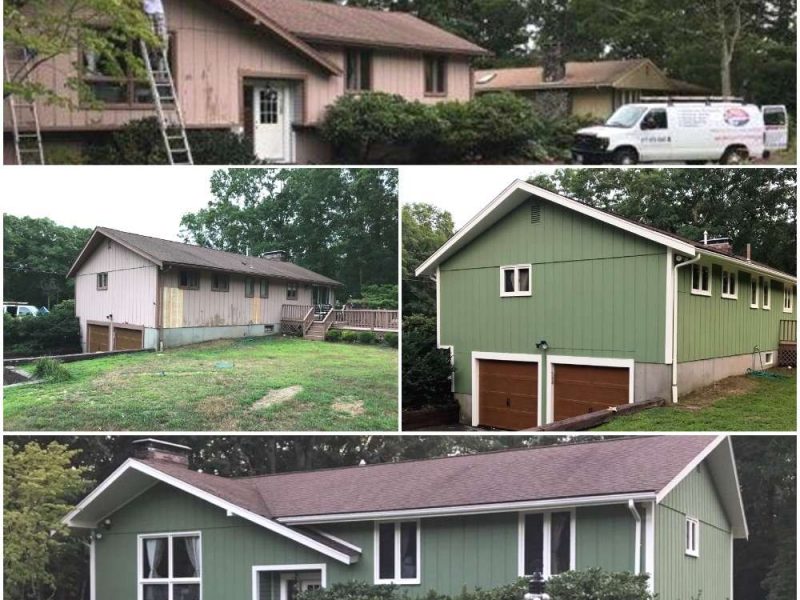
571,97,788,165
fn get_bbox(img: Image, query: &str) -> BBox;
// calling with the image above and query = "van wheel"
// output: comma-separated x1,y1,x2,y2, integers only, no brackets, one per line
721,147,749,165
612,148,638,165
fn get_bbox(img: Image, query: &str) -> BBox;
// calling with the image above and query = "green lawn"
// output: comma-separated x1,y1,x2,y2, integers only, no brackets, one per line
4,337,398,431
595,368,796,431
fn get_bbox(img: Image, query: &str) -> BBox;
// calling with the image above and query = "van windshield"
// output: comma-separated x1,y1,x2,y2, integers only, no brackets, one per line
605,105,648,128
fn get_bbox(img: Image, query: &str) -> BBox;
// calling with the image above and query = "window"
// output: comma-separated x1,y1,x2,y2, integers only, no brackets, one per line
139,533,201,600
500,265,532,297
260,279,269,299
685,517,699,557
97,272,108,290
784,285,794,313
720,269,737,299
258,88,279,124
374,521,420,584
519,511,574,578
346,49,371,91
179,271,199,290
640,108,667,130
245,277,255,298
424,55,447,95
764,352,775,366
211,273,229,292
82,30,175,106
750,277,759,308
690,264,710,296
286,282,298,301
762,278,771,309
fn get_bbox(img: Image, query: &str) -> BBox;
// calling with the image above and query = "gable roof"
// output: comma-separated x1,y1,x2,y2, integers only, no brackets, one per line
64,436,748,540
67,227,342,286
249,0,489,56
474,59,707,93
415,180,797,285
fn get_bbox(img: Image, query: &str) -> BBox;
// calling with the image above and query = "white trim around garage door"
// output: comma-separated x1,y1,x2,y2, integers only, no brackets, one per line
470,351,542,428
251,564,327,600
544,356,635,425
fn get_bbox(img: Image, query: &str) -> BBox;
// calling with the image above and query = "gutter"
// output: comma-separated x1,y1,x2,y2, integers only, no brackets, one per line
671,253,701,403
627,499,642,575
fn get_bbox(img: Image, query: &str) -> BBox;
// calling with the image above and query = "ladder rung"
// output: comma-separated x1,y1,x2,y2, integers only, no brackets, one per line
19,148,42,153
170,148,189,153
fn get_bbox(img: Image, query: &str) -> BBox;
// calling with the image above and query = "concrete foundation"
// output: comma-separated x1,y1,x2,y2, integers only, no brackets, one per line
160,324,278,348
677,351,775,395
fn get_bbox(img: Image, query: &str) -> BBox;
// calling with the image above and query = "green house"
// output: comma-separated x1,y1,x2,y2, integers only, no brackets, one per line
415,180,797,429
64,437,747,600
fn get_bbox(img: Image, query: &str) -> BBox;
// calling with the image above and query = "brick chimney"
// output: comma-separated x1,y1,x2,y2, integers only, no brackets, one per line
263,250,287,262
703,236,734,255
133,439,190,466
542,41,566,82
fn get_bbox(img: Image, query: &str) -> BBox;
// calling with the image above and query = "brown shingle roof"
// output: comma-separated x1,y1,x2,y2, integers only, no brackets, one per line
69,227,342,286
141,436,717,518
251,0,489,55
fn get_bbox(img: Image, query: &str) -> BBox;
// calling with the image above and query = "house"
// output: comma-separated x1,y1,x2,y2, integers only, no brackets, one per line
414,180,797,429
474,59,708,119
63,435,747,600
67,227,342,352
3,0,488,164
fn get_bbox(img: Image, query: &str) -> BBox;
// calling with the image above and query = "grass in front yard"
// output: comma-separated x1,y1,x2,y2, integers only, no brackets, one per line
4,336,398,431
595,368,796,431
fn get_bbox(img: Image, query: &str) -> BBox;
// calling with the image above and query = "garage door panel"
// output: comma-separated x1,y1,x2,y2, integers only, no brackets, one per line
114,327,143,351
478,359,538,430
553,363,629,422
88,324,110,353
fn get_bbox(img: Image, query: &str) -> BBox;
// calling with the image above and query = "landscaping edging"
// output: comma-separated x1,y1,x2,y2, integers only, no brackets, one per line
527,398,667,431
402,404,461,430
4,348,153,367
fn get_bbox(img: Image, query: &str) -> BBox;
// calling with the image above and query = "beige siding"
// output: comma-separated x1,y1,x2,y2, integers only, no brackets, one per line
372,53,472,103
571,89,614,118
614,62,673,91
160,269,313,328
74,240,158,347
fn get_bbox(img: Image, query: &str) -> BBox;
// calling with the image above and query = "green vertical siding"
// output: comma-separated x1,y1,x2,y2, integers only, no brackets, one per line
576,505,636,573
677,262,795,362
655,463,732,600
440,200,668,398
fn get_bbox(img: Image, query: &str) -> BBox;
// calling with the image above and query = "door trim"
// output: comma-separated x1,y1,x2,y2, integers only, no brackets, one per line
471,351,542,428
545,356,635,424
279,572,322,600
251,564,326,600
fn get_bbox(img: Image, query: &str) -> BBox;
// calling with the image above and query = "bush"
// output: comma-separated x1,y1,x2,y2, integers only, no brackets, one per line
546,568,653,600
382,332,398,348
401,314,453,409
3,300,81,358
31,357,72,383
357,331,377,345
297,581,401,600
341,331,360,344
348,284,399,309
326,329,343,343
85,118,257,165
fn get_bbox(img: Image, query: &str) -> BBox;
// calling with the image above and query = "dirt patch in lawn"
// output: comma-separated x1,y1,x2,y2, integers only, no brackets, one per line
252,385,304,410
679,374,760,410
332,396,365,416
197,395,239,430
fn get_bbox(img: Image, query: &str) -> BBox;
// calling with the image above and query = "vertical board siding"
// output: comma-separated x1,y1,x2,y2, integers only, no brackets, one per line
440,201,667,396
160,270,312,328
655,463,732,600
575,505,636,573
677,264,794,362
372,54,472,103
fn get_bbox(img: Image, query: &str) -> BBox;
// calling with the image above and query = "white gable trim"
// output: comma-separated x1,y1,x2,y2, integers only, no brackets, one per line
63,459,354,564
655,436,725,503
415,180,697,277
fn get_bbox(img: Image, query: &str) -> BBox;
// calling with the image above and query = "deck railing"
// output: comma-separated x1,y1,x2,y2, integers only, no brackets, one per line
333,309,399,331
281,304,314,322
779,319,797,343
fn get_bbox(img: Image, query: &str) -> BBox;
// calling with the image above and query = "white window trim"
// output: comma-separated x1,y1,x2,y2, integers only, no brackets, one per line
500,264,532,298
763,352,775,366
373,520,421,585
783,286,794,313
750,279,760,309
251,564,327,600
470,352,542,428
517,510,577,579
137,531,202,600
690,264,711,297
720,269,737,300
762,279,771,310
685,517,700,558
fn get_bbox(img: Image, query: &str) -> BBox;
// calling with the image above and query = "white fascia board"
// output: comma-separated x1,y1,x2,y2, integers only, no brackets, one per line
724,437,749,540
655,436,726,503
275,492,657,525
415,180,697,277
696,249,797,284
64,459,353,564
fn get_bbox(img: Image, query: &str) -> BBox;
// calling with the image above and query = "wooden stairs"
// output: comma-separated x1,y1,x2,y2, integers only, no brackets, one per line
303,306,334,341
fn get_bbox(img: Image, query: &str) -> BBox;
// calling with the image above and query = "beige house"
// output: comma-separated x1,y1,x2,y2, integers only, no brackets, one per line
474,59,708,119
3,0,488,164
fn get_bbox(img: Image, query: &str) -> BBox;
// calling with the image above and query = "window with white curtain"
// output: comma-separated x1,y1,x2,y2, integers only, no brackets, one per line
139,533,201,600
374,521,420,584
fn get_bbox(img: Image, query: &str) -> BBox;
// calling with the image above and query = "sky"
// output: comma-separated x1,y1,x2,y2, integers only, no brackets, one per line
399,165,562,228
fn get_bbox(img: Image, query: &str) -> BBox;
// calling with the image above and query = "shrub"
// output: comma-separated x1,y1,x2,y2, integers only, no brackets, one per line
341,331,360,344
546,568,654,600
3,300,81,358
326,329,343,342
348,284,399,309
31,357,72,383
382,332,398,348
297,581,401,600
85,118,257,165
357,331,377,345
402,314,453,409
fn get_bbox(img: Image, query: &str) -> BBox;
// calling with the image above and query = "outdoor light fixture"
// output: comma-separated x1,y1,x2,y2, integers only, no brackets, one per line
536,340,549,351
103,518,112,529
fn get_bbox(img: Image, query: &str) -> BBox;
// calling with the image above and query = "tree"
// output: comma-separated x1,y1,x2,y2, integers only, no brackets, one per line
4,0,156,104
3,215,92,308
180,169,398,300
4,441,91,600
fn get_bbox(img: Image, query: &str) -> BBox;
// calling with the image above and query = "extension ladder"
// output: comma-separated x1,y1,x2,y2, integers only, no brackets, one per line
139,40,193,165
3,50,45,165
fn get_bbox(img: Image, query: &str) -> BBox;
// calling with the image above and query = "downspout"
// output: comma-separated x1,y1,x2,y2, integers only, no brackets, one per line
671,254,701,403
627,499,642,575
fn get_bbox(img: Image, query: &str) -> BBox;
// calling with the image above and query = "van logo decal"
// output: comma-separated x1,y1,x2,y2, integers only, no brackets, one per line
723,107,750,127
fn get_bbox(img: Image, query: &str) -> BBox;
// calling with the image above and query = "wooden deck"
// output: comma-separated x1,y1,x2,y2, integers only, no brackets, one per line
281,305,398,334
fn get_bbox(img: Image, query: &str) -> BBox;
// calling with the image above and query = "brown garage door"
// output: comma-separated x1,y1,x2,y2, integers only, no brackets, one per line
553,364,629,421
114,327,143,351
478,360,538,430
88,324,110,353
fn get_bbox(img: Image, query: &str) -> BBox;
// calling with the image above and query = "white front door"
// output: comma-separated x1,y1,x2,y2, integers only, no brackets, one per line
253,84,291,162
